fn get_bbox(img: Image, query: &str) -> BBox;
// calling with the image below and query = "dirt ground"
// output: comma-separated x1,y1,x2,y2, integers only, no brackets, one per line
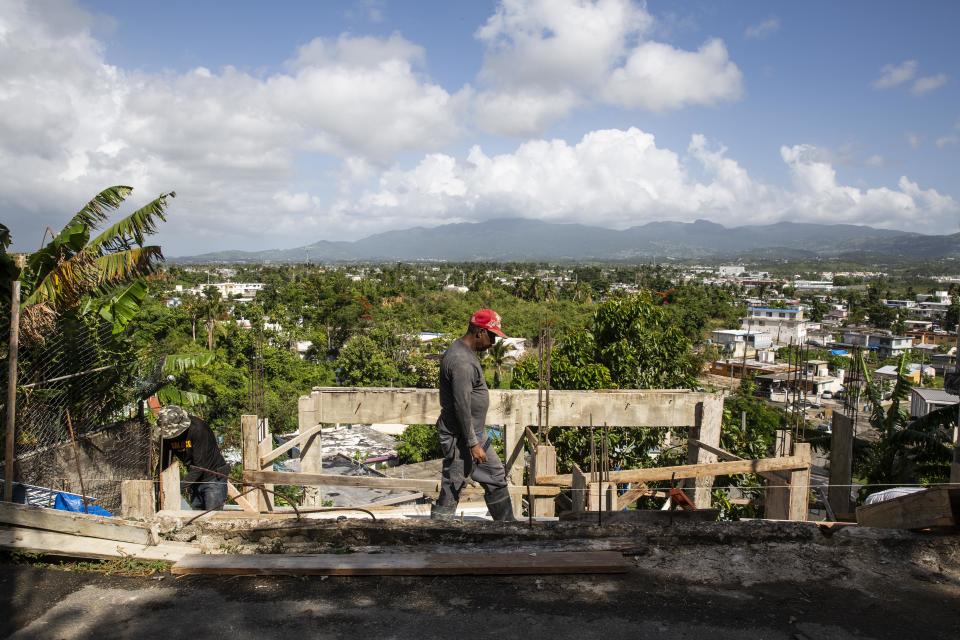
2,519,959,640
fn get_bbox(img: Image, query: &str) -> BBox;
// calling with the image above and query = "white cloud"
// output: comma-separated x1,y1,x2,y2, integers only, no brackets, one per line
907,133,922,149
0,0,462,251
473,0,742,135
473,88,580,137
745,18,780,40
336,129,956,237
865,154,885,167
604,39,743,111
476,0,651,91
872,60,917,89
912,73,948,95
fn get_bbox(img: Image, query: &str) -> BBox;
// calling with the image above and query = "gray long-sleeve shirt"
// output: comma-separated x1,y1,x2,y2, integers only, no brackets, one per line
438,338,489,448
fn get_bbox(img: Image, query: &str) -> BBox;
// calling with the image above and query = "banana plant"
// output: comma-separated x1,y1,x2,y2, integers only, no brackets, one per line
148,351,216,408
19,186,174,336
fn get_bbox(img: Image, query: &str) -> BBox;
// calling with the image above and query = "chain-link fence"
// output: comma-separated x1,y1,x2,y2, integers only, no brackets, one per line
3,313,150,513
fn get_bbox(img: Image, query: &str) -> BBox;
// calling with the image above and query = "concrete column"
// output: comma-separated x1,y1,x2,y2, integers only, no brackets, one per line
828,411,854,517
300,394,323,507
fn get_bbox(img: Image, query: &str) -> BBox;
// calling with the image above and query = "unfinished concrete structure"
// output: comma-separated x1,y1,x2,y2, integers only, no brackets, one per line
214,387,812,520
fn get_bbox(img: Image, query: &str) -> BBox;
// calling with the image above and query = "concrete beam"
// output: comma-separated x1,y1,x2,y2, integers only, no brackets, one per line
309,387,720,427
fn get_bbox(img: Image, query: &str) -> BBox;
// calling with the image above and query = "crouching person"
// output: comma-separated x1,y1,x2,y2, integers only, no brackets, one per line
158,405,229,511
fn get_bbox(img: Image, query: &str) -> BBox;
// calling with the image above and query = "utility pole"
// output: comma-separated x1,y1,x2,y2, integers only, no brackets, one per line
952,316,960,484
4,255,24,502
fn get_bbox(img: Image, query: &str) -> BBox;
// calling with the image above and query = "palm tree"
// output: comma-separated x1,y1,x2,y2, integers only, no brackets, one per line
18,186,174,336
201,286,226,351
486,340,516,389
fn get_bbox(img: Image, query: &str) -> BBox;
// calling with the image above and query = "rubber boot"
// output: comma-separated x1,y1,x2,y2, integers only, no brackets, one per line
430,503,457,521
485,488,517,522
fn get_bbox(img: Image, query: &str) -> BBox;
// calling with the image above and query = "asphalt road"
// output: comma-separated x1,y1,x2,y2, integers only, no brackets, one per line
2,556,958,640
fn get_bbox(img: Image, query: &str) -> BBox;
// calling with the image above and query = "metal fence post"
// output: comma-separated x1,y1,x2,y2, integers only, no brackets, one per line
4,270,22,502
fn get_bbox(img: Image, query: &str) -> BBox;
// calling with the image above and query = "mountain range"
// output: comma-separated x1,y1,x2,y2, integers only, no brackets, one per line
174,218,960,263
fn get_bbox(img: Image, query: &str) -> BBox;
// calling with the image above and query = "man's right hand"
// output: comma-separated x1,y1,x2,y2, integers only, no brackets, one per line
470,443,487,464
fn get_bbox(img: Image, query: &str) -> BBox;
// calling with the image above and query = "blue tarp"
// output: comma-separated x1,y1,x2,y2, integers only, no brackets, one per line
53,492,113,517
830,349,849,356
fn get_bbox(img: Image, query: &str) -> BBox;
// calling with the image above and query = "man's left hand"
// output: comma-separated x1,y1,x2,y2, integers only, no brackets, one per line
470,443,487,464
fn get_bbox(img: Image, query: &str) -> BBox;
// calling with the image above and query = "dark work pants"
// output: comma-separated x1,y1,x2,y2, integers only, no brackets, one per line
189,479,227,511
436,426,510,512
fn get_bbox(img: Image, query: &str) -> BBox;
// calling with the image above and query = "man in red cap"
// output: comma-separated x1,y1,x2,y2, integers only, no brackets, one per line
432,308,516,521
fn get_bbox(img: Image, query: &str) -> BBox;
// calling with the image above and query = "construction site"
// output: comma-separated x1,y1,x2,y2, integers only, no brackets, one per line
2,381,959,639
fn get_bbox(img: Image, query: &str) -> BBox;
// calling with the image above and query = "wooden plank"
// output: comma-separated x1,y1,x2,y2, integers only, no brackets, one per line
788,443,812,521
226,481,258,513
764,471,790,520
587,482,616,512
616,483,648,511
0,526,198,562
160,460,181,512
524,426,539,449
364,492,423,507
260,424,323,468
0,501,153,545
571,464,586,513
171,551,629,576
689,439,784,483
311,387,718,427
241,415,261,511
243,470,560,496
828,412,854,517
684,398,723,508
121,480,155,520
532,444,557,518
538,455,810,487
248,469,438,491
258,418,275,511
856,487,959,530
765,430,793,520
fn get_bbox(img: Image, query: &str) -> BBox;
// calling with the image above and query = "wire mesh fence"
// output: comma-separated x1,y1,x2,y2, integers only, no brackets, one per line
3,314,151,513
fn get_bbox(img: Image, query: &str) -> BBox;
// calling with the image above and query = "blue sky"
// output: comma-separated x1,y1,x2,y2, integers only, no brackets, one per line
2,0,958,255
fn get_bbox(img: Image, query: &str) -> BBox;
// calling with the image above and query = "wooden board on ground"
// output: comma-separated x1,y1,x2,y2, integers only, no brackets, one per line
0,501,155,545
0,525,198,562
559,509,719,524
171,550,629,576
243,470,559,496
855,487,959,531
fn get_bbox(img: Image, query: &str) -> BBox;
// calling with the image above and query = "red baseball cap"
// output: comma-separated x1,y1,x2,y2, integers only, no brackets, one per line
470,308,506,337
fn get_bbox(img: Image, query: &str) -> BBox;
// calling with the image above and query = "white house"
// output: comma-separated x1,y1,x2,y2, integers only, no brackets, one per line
710,329,773,358
718,265,745,277
910,388,959,418
740,307,808,345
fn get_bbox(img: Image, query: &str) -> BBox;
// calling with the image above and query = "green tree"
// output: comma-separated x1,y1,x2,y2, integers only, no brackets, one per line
201,286,226,350
396,424,443,463
335,335,399,386
485,339,515,388
512,292,697,473
856,353,955,499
